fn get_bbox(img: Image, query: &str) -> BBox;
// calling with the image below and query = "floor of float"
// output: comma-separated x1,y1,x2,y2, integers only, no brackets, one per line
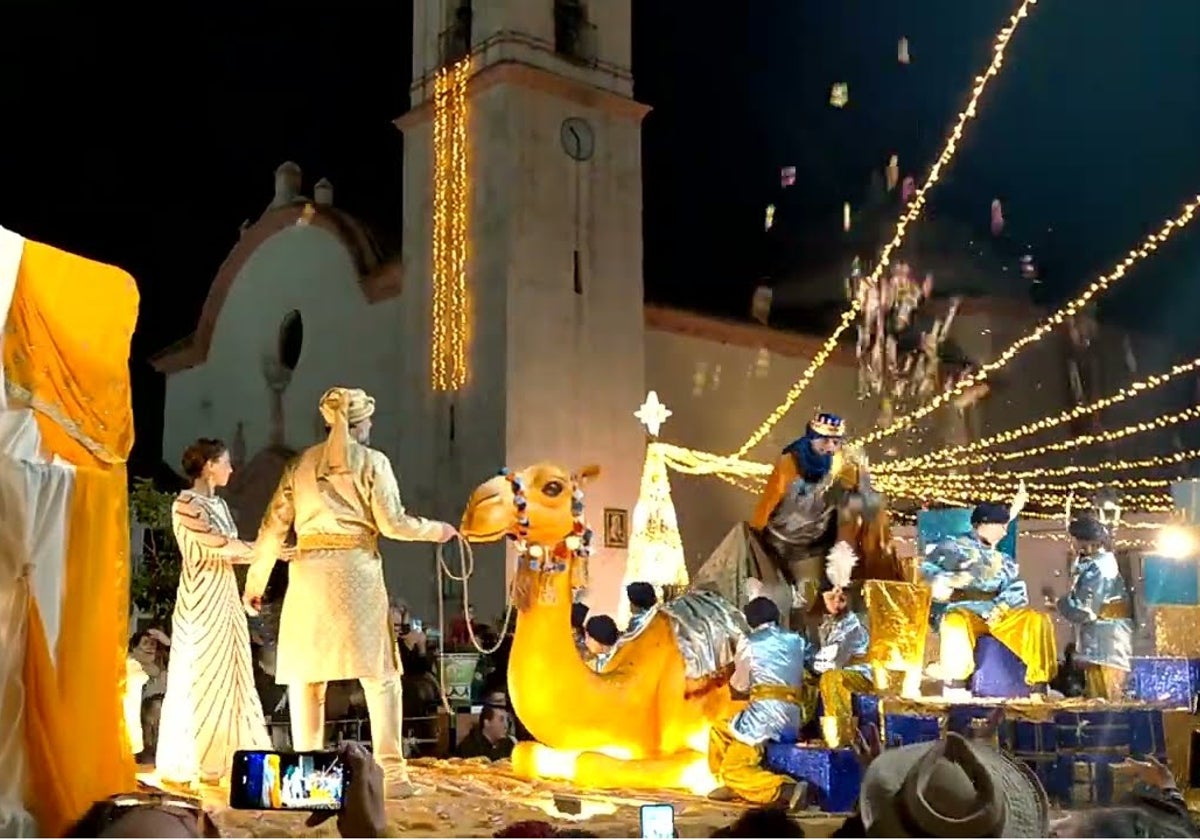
143,758,848,838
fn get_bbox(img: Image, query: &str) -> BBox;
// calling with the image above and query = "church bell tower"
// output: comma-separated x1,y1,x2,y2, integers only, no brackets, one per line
395,0,648,618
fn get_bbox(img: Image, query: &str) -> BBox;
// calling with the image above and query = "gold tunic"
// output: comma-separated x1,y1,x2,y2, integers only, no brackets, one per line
247,440,444,685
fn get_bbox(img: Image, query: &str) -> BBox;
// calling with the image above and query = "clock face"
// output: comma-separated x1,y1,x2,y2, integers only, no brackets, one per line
560,117,595,161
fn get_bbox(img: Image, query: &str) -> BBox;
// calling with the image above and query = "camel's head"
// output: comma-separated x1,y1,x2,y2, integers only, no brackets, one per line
462,463,601,609
461,462,601,546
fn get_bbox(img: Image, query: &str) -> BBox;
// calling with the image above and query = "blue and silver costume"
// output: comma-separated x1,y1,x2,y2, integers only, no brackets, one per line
809,611,872,680
729,624,808,746
921,532,1028,629
1057,549,1132,671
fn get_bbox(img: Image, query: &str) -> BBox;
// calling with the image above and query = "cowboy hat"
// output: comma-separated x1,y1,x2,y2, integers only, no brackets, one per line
860,732,1049,837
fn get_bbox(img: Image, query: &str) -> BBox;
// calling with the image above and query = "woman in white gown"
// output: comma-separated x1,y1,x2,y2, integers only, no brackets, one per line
156,438,272,783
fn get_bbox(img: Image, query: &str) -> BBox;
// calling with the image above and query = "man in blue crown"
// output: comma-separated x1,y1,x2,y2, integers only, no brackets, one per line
749,412,890,603
922,488,1057,699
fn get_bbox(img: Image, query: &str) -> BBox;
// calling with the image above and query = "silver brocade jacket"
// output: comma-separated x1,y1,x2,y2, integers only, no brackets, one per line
810,611,872,680
921,532,1028,629
765,472,883,551
729,624,808,746
1057,550,1133,671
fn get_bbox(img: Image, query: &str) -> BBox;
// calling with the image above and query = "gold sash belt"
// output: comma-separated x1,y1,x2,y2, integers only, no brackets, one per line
749,684,804,706
296,532,379,552
1098,601,1132,620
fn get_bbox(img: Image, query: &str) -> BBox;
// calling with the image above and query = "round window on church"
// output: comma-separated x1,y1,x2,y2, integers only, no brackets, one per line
278,310,304,371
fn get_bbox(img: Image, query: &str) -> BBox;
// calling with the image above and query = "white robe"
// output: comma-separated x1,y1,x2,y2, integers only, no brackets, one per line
249,441,444,685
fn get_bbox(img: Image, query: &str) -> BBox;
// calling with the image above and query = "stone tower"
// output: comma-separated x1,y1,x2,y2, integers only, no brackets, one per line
394,0,648,618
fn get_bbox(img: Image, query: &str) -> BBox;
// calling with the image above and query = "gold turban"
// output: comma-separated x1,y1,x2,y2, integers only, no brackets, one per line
317,387,376,477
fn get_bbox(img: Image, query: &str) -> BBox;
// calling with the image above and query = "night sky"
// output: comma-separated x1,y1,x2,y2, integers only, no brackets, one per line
3,1,1199,477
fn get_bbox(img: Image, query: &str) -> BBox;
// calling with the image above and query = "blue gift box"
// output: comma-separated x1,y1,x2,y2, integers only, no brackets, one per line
1129,657,1200,709
1054,710,1132,752
946,704,1002,746
762,743,861,813
1053,753,1124,806
884,713,941,748
971,636,1030,698
1001,718,1058,793
1128,708,1167,758
1142,556,1200,606
1002,719,1056,753
1170,479,1200,524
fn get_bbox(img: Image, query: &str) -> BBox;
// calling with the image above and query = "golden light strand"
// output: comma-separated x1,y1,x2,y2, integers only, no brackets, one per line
880,405,1200,474
430,57,472,391
730,0,1040,458
430,68,450,390
878,475,1176,494
885,448,1200,482
858,193,1200,445
877,353,1200,472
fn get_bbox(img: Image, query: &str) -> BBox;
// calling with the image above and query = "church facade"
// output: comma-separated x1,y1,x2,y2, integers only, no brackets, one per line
151,0,1167,623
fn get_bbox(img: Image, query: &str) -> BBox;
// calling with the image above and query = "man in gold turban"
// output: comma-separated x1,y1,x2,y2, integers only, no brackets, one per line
244,386,457,792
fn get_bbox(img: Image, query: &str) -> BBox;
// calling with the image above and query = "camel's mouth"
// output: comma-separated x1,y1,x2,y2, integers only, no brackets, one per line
462,526,511,543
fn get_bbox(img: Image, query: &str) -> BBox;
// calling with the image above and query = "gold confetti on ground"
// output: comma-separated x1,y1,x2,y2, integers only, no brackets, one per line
181,758,848,838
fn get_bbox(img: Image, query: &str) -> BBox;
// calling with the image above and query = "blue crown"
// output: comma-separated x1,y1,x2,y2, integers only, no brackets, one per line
809,412,845,438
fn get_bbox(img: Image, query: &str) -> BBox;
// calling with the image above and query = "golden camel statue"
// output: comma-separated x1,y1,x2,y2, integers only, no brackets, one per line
460,462,744,793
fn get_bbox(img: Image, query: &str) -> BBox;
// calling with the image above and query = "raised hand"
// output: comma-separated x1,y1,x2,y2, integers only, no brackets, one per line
1009,480,1028,521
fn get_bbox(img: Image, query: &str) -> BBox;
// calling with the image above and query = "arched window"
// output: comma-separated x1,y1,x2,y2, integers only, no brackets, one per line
278,310,304,371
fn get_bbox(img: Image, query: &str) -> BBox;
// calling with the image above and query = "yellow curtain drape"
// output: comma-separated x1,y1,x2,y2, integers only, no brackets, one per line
5,237,138,835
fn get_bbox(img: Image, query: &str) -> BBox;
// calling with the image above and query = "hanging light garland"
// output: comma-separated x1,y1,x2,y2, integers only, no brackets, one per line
730,0,1041,458
857,193,1200,446
431,57,472,391
876,353,1200,473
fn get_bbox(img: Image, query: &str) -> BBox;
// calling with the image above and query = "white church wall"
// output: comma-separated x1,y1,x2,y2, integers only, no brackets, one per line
161,226,453,618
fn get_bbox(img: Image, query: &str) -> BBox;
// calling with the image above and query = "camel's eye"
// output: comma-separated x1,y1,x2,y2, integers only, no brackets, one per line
542,480,565,498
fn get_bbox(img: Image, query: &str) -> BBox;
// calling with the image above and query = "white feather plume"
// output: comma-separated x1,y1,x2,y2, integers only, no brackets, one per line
825,541,858,589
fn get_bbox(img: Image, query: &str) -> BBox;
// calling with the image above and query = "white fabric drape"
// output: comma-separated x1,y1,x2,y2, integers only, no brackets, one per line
0,227,75,837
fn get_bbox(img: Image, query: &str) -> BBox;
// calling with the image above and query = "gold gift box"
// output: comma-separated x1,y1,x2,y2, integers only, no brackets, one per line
1152,606,1200,658
863,580,932,671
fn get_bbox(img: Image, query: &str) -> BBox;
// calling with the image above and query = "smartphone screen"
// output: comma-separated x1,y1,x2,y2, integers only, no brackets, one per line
639,803,675,839
229,750,347,811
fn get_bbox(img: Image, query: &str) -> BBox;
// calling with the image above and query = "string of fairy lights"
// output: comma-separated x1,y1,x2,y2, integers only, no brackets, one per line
730,0,1041,459
856,194,1200,448
875,354,1200,473
431,58,472,392
425,4,1194,537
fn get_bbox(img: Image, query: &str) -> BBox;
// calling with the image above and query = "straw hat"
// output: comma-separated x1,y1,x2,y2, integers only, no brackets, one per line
860,732,1049,837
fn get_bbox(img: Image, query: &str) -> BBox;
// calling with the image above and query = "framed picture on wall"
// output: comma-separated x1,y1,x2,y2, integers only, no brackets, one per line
603,508,629,549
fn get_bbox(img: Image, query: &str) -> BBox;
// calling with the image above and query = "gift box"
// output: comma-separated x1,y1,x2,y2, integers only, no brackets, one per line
1170,479,1200,524
1054,709,1132,752
1129,708,1168,758
884,712,942,748
1140,606,1200,657
1129,657,1200,709
863,580,931,670
1053,753,1124,806
762,743,862,813
947,704,1003,747
1141,556,1200,606
1001,717,1059,795
1002,718,1056,753
970,636,1030,698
